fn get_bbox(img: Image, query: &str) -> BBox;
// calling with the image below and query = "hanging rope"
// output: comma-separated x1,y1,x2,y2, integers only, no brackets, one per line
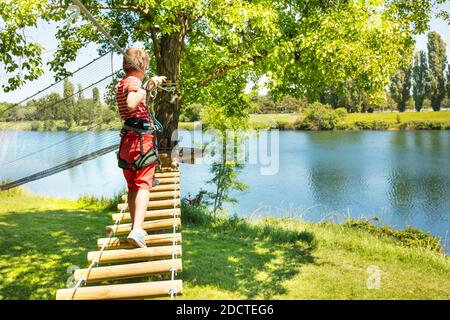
1,49,114,115
0,144,119,191
70,194,129,300
169,162,180,299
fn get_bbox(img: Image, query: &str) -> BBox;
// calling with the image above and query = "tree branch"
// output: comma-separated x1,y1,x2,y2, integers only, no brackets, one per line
194,50,268,88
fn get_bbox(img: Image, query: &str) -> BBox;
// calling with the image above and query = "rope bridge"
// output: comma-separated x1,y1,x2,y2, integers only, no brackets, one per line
56,162,183,300
2,0,190,299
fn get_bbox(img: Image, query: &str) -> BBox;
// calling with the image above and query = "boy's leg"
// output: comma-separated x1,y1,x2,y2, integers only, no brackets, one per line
132,189,150,231
127,191,137,229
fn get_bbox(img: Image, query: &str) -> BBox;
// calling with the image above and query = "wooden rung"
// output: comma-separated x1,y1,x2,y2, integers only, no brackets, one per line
106,218,181,235
56,279,183,300
97,233,182,249
155,172,179,178
112,208,181,223
156,177,180,185
151,184,180,192
88,245,182,264
74,259,182,283
117,199,180,211
121,191,180,202
126,184,180,193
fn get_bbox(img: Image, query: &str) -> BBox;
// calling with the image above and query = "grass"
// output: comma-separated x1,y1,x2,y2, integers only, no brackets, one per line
246,111,450,131
0,190,449,299
346,111,450,124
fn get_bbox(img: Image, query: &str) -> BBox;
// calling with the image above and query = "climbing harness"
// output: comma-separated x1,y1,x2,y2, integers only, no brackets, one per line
116,78,177,171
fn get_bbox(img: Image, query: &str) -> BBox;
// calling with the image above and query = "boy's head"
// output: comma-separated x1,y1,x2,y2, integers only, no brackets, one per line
123,48,150,75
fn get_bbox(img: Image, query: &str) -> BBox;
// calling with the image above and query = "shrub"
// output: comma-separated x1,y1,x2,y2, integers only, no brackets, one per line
43,120,57,131
345,219,443,253
354,120,390,130
299,102,347,130
30,121,42,131
399,121,443,130
274,119,290,130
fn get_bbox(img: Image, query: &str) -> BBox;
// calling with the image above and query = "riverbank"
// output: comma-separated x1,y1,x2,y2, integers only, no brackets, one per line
0,189,449,299
2,110,450,132
248,110,450,130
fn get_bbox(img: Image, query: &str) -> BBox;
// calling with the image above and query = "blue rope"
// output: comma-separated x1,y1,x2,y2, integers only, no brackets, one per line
149,111,164,133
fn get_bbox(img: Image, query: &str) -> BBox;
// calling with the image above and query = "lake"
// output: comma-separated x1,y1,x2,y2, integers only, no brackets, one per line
1,130,449,251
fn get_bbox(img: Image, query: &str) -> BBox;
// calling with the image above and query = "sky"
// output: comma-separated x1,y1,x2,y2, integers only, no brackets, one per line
1,4,449,104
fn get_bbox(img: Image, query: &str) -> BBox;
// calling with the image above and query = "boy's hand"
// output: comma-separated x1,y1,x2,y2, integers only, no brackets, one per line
150,76,167,88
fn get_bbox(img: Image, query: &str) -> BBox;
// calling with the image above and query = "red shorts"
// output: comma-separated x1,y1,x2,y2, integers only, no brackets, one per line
120,132,157,192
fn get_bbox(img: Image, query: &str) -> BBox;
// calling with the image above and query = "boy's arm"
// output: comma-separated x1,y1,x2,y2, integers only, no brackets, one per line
126,76,166,112
126,88,146,112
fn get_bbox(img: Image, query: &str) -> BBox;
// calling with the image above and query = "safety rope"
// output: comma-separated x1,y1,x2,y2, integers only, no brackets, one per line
1,49,114,114
0,144,119,191
169,161,180,299
69,193,129,300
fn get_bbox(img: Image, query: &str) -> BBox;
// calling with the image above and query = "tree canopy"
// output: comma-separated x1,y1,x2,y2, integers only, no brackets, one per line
1,0,446,144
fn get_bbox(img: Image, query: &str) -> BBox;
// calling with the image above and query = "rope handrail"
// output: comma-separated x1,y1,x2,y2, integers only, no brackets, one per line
1,49,114,114
170,161,180,299
70,193,129,300
0,144,119,191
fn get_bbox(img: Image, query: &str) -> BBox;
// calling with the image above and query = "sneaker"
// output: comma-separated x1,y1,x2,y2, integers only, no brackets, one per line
127,229,148,248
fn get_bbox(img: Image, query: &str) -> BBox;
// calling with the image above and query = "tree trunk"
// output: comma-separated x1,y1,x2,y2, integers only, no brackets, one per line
153,13,189,150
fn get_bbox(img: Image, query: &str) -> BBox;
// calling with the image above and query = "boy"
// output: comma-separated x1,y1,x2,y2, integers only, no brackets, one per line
116,47,166,248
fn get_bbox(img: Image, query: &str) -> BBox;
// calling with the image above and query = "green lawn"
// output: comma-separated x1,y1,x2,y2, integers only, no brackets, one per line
248,111,450,130
0,189,449,299
346,110,450,123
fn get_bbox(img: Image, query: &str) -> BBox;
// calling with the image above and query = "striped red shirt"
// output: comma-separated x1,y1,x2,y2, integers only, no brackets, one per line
115,76,150,121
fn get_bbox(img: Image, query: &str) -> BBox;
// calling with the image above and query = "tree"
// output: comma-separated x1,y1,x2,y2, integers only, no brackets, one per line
389,63,413,112
447,65,450,101
62,79,75,129
0,1,440,147
74,83,85,125
92,86,100,122
427,31,447,111
201,87,250,213
413,50,430,112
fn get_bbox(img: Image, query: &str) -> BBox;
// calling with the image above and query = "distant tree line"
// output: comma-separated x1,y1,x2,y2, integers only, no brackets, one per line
243,31,450,115
0,80,116,130
389,31,449,112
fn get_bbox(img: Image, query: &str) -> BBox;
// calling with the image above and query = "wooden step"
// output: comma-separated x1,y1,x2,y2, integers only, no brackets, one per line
112,208,181,223
126,184,180,193
97,233,182,250
106,218,181,235
117,199,180,211
121,191,180,202
74,259,182,283
56,279,183,300
155,172,180,178
88,245,182,264
156,177,180,185
156,167,179,173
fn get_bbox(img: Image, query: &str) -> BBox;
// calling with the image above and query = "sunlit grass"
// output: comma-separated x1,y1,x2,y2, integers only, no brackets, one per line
346,110,450,123
0,191,449,300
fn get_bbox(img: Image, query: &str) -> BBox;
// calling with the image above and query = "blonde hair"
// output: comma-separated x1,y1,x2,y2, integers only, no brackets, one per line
123,48,150,74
